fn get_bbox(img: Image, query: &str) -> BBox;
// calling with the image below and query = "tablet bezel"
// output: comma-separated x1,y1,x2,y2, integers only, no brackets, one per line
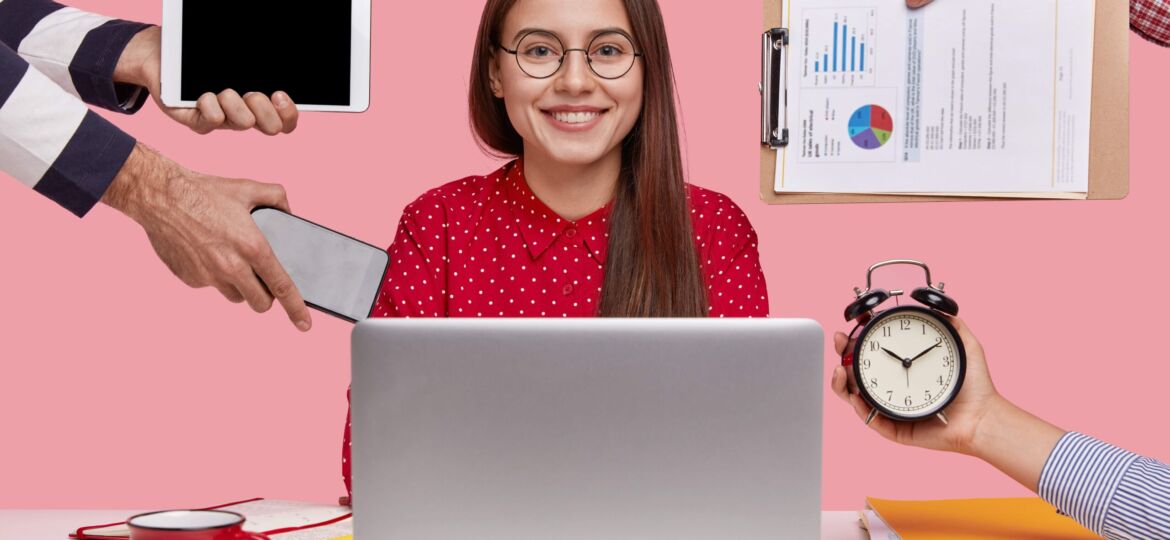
160,0,370,113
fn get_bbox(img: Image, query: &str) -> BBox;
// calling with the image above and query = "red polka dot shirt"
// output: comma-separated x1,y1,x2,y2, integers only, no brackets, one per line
342,159,769,497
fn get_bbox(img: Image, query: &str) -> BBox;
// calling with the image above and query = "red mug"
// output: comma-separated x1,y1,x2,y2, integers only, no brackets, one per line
127,509,269,540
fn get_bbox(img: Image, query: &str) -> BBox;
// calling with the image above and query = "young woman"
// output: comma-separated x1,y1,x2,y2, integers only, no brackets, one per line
342,0,769,497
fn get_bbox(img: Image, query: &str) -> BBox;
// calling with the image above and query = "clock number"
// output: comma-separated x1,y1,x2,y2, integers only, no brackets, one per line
937,375,945,386
862,358,871,369
882,326,892,338
886,390,894,401
868,341,880,352
922,323,927,335
935,336,943,344
925,390,932,402
904,396,913,406
869,377,878,388
942,356,954,367
900,320,912,331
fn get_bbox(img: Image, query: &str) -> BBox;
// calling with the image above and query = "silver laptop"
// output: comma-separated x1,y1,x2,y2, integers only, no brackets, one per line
351,318,823,539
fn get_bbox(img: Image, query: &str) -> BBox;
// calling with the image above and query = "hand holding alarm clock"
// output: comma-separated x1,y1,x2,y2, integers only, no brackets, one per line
830,260,1003,456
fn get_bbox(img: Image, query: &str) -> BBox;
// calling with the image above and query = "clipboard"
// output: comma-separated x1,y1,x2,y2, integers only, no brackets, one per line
759,0,1129,204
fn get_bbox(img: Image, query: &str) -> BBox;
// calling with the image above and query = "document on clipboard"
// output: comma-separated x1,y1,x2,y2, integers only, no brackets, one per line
764,0,1097,197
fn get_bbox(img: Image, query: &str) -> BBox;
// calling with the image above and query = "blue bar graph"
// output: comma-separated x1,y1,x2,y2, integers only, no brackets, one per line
824,53,829,72
860,45,865,71
815,60,820,72
841,25,848,71
851,36,856,71
832,22,838,71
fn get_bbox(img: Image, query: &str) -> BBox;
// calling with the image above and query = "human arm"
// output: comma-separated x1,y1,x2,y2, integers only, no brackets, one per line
112,25,299,135
0,0,298,133
369,197,450,318
831,319,1170,538
694,190,769,318
100,143,312,330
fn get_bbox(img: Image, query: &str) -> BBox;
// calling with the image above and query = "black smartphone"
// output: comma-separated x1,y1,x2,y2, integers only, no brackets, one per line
251,208,389,322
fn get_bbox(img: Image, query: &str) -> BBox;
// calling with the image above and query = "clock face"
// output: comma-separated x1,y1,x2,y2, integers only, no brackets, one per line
854,307,965,420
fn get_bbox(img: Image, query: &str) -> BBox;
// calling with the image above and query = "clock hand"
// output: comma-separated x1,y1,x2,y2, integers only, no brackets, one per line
881,347,904,362
908,342,941,364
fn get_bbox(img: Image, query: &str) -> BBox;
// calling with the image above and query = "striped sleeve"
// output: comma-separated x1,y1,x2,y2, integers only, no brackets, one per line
0,0,151,112
1039,432,1170,540
1,42,136,216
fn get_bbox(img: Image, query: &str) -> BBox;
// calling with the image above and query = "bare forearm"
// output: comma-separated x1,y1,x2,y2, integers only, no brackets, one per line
965,396,1067,492
101,143,177,223
112,25,159,89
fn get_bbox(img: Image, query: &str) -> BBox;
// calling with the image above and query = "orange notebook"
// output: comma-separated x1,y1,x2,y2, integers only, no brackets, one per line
865,497,1103,539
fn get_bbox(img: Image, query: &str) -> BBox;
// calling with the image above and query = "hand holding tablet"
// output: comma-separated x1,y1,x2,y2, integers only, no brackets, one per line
116,26,299,135
160,0,371,113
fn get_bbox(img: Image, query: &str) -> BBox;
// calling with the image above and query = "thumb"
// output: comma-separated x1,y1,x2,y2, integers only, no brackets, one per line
246,181,292,213
907,0,935,8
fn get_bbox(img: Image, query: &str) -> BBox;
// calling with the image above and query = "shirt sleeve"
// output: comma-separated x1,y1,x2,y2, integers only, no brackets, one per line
0,0,151,112
1038,432,1170,539
1132,0,1170,47
696,195,769,318
1,41,136,216
370,196,451,318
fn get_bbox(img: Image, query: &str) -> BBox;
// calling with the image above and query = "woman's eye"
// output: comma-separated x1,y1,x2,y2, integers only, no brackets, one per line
526,46,555,57
595,45,620,57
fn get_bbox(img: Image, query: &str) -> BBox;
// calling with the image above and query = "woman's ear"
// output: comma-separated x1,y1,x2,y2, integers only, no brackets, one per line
488,55,505,98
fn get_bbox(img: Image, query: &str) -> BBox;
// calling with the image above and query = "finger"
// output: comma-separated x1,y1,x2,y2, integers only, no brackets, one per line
193,92,227,133
217,89,256,130
243,92,284,136
834,332,849,356
232,270,276,314
831,366,851,401
272,91,299,134
251,241,312,332
214,283,246,304
247,181,291,213
907,0,934,8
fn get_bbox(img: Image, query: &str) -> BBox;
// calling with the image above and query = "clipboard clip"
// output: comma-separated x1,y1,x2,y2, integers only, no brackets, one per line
760,27,789,149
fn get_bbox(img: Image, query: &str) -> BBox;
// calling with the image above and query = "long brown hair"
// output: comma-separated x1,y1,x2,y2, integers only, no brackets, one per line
469,0,707,317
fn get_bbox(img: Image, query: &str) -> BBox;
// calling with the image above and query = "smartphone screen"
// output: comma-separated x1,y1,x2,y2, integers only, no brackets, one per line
252,208,388,322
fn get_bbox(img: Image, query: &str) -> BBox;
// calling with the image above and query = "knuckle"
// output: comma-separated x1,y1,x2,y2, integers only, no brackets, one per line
268,278,295,299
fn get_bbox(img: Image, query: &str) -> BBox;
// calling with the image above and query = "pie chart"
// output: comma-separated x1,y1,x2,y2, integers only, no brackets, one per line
848,104,894,150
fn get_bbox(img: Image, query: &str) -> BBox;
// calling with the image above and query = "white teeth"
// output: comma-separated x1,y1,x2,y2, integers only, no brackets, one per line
551,111,600,124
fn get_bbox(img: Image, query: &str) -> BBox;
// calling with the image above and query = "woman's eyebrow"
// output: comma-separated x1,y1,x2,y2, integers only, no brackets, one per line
510,26,634,44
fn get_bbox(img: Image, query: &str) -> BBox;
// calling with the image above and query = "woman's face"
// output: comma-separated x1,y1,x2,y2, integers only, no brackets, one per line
491,0,644,168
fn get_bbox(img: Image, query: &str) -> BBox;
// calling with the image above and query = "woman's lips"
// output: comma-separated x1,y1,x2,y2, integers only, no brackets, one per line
543,108,609,132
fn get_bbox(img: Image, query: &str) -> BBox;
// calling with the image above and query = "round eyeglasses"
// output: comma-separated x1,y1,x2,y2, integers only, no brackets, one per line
499,30,643,80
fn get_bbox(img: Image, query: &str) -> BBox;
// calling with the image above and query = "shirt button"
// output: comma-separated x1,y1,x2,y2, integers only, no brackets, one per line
562,284,574,296
564,227,577,239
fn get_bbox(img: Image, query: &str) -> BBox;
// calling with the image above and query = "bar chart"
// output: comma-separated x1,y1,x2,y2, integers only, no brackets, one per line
800,7,876,88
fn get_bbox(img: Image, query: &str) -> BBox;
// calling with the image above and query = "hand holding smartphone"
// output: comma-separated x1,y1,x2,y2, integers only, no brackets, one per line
251,208,388,322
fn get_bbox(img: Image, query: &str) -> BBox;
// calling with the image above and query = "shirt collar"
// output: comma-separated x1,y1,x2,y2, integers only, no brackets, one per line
504,159,612,264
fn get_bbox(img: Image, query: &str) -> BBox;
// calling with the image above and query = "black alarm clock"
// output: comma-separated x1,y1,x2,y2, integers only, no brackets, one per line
842,260,966,425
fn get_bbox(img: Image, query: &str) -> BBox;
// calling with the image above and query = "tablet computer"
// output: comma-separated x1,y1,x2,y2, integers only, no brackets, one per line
160,0,370,112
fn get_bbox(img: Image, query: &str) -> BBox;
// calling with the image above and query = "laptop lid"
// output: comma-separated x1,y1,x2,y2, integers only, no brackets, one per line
352,318,823,539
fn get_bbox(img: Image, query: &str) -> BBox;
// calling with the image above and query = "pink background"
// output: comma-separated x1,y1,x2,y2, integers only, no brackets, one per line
2,0,1168,511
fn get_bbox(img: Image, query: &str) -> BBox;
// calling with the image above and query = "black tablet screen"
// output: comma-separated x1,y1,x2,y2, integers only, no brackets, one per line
180,1,351,105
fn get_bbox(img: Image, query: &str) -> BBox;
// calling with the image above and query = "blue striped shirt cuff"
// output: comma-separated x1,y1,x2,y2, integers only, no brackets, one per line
70,20,152,114
31,109,136,217
1039,432,1170,539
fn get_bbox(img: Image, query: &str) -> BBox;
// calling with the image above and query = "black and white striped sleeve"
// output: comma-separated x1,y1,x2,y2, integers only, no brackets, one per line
1039,432,1170,539
1,0,151,217
0,0,151,112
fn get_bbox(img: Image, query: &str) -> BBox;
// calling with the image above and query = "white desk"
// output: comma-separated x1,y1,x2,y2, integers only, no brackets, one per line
0,509,867,539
